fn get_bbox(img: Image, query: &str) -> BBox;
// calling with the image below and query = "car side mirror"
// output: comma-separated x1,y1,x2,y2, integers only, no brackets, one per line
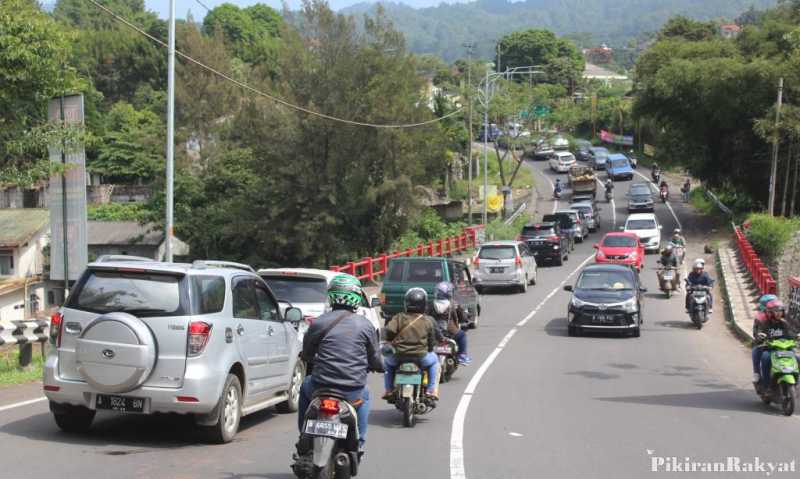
284,307,303,323
593,244,599,249
370,296,381,308
563,285,573,292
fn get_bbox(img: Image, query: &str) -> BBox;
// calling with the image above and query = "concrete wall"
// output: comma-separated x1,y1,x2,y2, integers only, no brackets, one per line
0,282,46,322
14,229,47,279
777,232,800,305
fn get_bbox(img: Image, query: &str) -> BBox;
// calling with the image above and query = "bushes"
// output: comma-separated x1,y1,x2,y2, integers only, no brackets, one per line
392,208,466,251
88,202,148,222
485,213,531,241
745,213,800,262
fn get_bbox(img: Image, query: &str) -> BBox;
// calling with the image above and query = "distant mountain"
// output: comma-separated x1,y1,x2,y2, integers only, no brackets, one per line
341,0,777,61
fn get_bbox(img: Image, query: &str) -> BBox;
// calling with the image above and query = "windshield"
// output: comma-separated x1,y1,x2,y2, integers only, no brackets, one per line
558,155,575,162
262,276,328,303
577,270,635,290
630,185,651,195
72,270,185,316
522,226,556,237
479,245,517,260
627,219,657,230
610,159,628,169
406,260,445,283
602,236,637,248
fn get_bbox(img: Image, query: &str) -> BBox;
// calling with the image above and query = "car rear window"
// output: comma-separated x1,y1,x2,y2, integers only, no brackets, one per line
70,270,186,316
630,185,650,195
577,270,634,290
627,219,657,230
405,260,445,283
570,205,591,215
522,225,555,237
192,275,226,314
386,261,405,282
602,236,637,248
262,276,328,303
610,159,628,169
478,245,517,260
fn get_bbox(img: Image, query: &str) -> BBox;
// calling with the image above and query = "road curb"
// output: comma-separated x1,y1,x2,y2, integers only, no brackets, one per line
717,247,755,345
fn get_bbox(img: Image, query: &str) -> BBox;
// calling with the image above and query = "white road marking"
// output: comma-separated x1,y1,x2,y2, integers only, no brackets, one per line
633,170,682,230
0,396,46,413
450,253,594,479
508,432,524,437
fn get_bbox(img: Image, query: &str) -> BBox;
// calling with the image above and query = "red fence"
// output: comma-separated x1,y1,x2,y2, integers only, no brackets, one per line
733,224,777,295
329,226,484,282
789,277,800,328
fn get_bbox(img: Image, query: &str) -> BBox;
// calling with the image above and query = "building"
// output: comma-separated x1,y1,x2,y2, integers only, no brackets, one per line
584,44,614,65
720,24,742,39
583,63,629,86
87,221,189,261
0,209,51,322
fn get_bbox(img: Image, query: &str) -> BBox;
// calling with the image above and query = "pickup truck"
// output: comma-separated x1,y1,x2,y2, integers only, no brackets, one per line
568,165,597,198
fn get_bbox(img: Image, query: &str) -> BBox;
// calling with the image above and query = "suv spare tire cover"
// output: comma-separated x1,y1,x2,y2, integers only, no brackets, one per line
75,312,157,394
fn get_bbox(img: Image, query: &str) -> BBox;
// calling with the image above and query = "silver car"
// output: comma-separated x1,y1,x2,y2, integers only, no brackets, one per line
555,209,590,242
43,260,304,443
473,241,537,293
569,202,601,233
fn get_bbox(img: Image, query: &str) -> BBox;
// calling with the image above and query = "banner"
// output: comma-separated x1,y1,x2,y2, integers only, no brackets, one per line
487,195,504,213
600,129,634,146
643,144,656,157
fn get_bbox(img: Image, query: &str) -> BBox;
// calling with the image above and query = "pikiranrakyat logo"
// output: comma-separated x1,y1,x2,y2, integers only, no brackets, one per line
648,450,796,476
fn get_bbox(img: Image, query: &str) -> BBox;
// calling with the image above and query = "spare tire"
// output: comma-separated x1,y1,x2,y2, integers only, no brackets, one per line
75,312,157,394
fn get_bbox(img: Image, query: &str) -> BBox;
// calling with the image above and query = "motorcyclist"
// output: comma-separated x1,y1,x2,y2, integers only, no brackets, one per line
297,274,383,453
752,299,799,392
554,178,563,197
432,281,471,365
658,245,680,289
659,180,669,198
685,258,714,313
670,228,686,247
651,162,661,181
681,179,691,202
382,288,441,401
604,178,614,193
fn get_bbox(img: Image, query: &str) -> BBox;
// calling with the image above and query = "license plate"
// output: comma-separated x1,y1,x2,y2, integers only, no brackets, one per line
395,373,422,385
434,346,451,354
489,267,504,273
304,419,348,439
95,394,145,413
593,315,614,323
664,272,674,280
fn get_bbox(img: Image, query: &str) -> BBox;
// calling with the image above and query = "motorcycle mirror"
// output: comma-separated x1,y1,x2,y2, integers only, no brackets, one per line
563,285,573,292
593,244,598,249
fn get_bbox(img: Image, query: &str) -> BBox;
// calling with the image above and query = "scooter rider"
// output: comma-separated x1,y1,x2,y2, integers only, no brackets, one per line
670,228,686,247
296,274,384,454
382,288,441,401
685,258,714,313
433,281,471,365
752,300,799,392
652,162,661,181
658,245,680,289
554,178,563,197
605,178,614,193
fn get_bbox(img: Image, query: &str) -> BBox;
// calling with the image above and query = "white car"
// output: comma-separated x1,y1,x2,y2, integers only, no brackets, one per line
258,268,382,342
623,213,662,253
549,151,577,173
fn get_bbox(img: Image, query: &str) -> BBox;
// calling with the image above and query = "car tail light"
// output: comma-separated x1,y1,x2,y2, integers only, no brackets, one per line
319,398,340,416
176,396,199,402
50,312,63,347
187,321,212,357
44,385,60,392
303,315,316,325
473,256,480,267
548,235,560,242
515,255,522,267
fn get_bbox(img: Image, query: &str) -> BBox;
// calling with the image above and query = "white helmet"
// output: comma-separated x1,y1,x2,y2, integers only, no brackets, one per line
674,228,681,234
693,258,705,269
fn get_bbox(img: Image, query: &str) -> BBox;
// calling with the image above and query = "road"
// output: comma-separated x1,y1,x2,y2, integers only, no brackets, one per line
0,159,797,479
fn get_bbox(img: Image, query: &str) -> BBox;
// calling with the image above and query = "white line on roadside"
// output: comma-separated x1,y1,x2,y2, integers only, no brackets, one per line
634,170,682,230
0,396,46,413
450,253,594,479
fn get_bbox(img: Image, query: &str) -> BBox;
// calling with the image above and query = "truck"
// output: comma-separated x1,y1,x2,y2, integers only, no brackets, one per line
568,165,597,198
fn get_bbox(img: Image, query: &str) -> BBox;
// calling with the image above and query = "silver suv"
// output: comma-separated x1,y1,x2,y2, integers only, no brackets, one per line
43,260,304,443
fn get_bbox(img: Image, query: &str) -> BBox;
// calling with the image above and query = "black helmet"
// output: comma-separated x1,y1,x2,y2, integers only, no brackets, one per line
404,287,428,314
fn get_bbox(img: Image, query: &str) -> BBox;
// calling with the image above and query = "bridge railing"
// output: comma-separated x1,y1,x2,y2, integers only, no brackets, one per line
733,223,777,296
0,318,49,367
330,225,484,282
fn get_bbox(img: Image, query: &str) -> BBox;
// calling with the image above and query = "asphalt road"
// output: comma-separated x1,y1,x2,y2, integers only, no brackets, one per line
0,159,796,479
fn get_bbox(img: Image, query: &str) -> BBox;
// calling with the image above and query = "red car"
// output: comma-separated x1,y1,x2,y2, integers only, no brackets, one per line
593,232,644,271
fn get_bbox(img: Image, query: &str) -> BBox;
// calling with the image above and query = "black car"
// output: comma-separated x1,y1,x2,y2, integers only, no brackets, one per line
627,182,655,212
542,213,578,250
573,139,593,162
564,264,646,337
519,222,570,266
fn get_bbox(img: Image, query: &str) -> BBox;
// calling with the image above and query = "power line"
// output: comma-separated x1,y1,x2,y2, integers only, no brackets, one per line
194,0,212,12
84,0,463,129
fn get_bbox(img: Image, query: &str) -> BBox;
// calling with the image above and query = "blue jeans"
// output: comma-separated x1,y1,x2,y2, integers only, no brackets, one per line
453,330,467,355
298,377,369,447
384,352,440,394
752,346,766,374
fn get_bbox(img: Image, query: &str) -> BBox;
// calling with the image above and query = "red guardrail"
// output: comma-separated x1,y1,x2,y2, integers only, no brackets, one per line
329,225,485,282
733,225,777,295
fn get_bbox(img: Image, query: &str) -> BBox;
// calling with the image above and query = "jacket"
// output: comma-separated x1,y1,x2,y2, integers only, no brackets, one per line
302,309,384,390
659,254,678,268
754,317,796,343
383,312,436,358
687,271,713,287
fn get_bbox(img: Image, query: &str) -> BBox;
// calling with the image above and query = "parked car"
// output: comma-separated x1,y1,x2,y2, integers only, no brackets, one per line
594,232,644,271
549,151,577,173
588,147,610,170
555,209,589,242
573,139,593,162
43,260,305,443
606,153,634,181
478,123,501,142
380,257,480,328
564,263,646,337
534,142,555,160
627,182,655,212
623,213,662,253
550,135,570,151
472,241,537,293
519,222,570,266
569,201,601,232
258,268,381,342
542,212,577,250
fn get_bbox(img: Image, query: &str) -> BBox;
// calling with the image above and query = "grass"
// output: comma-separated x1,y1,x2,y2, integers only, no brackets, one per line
688,187,717,216
484,149,535,190
0,347,45,386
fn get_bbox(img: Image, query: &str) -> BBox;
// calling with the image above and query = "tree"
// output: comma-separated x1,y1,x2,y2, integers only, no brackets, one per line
202,3,283,65
658,16,718,41
497,29,584,89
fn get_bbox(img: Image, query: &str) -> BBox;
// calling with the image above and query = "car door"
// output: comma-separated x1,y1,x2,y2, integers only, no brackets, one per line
254,281,292,390
519,244,535,278
232,277,270,396
449,261,479,319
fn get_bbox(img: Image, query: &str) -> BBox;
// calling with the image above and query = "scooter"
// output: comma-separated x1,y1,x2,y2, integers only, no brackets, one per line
553,186,562,199
755,335,800,416
652,169,661,184
671,244,685,265
658,267,677,298
686,282,711,329
605,187,613,202
293,390,361,479
434,336,459,383
389,361,437,427
660,186,668,203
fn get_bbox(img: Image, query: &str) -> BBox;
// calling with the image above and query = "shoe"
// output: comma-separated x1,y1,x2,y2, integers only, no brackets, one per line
752,373,761,383
709,308,713,313
381,391,393,401
457,354,472,365
425,391,439,401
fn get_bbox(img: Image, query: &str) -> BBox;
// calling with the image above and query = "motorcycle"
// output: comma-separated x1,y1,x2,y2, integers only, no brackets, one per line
686,282,711,329
605,187,613,202
755,336,799,416
553,186,562,199
652,169,661,184
293,390,361,479
658,267,677,298
671,243,685,265
388,361,437,427
659,186,668,203
434,336,459,383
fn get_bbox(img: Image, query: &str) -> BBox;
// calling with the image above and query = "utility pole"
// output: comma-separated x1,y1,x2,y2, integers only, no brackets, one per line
768,77,783,216
782,142,792,216
58,88,69,297
165,0,176,261
464,42,475,225
483,68,489,225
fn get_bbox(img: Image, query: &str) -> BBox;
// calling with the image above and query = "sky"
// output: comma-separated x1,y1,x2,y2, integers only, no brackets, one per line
143,0,455,17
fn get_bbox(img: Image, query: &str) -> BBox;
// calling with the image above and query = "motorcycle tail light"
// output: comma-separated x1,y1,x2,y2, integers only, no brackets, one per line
320,398,340,415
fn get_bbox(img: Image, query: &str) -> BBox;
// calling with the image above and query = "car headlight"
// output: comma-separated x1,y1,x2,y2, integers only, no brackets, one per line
596,250,605,258
571,296,587,308
621,298,638,313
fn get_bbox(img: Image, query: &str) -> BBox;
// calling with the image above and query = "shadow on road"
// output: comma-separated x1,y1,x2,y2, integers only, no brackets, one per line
595,389,761,413
655,320,696,330
220,474,295,479
607,363,638,370
566,371,620,380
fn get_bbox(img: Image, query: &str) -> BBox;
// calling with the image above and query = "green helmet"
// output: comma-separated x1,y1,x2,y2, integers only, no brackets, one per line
328,274,363,310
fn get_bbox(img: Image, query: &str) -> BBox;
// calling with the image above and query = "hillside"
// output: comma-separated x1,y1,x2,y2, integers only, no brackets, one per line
341,0,777,61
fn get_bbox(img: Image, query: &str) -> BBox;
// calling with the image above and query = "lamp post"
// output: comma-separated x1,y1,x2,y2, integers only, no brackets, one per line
165,0,176,261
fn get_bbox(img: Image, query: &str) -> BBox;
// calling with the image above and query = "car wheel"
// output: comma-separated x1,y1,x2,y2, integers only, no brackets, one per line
530,272,537,285
199,373,242,444
276,360,306,413
52,402,95,433
519,278,528,293
631,327,641,338
555,254,564,266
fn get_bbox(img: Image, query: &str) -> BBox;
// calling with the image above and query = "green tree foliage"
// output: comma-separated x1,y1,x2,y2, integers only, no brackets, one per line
92,102,164,182
658,16,717,41
202,3,283,65
497,29,584,88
